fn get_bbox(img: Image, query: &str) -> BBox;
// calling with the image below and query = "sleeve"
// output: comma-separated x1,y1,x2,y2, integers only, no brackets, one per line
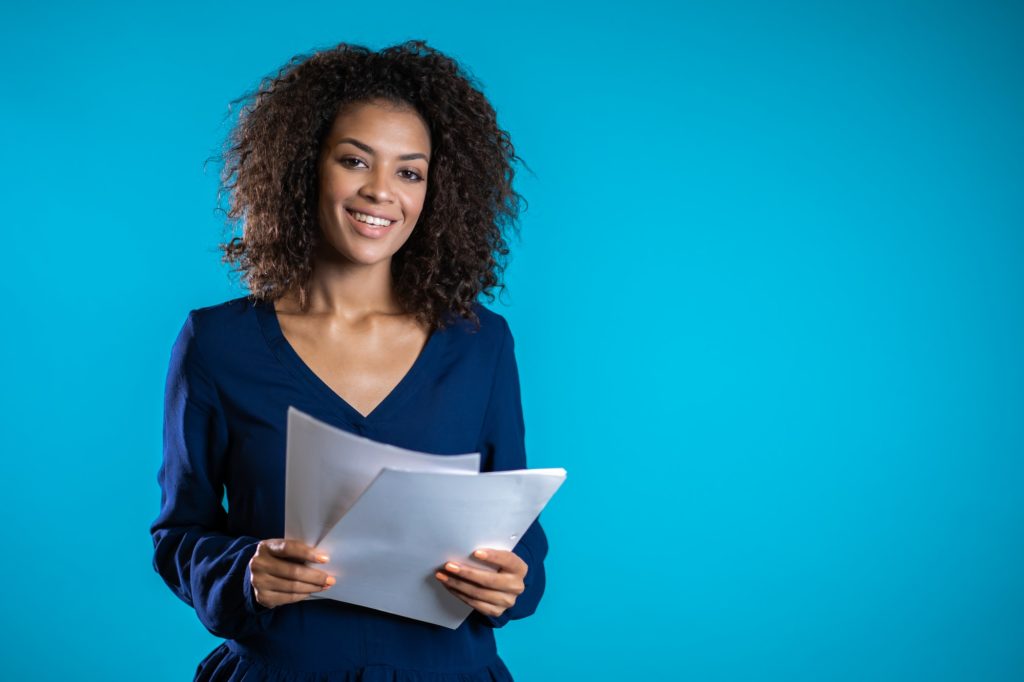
475,316,550,628
149,311,274,640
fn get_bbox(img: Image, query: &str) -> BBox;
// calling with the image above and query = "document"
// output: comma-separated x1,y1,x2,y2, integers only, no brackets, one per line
285,407,481,546
313,466,566,628
284,407,567,629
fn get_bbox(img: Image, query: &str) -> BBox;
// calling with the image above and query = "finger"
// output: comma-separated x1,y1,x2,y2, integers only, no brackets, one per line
262,538,330,564
442,585,507,618
260,572,335,594
470,549,527,576
435,571,518,611
441,561,524,593
254,556,335,588
256,588,316,608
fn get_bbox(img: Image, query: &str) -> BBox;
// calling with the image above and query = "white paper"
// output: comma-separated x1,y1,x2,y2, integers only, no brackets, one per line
284,407,481,546
313,467,567,629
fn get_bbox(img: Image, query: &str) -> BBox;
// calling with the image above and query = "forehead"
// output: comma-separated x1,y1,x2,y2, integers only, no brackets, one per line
325,99,431,154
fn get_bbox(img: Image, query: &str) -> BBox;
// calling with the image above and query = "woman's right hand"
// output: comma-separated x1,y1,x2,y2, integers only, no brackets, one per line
249,538,335,608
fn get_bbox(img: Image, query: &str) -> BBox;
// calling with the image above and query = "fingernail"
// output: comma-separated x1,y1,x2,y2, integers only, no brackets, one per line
435,571,449,582
325,576,336,587
474,550,487,559
316,554,329,563
446,562,460,573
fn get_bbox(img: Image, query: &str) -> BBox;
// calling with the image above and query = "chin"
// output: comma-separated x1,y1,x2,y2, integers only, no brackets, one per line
317,223,414,267
334,241,389,264
348,251,394,266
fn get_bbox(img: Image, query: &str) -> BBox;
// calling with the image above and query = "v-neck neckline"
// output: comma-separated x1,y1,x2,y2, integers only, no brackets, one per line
254,297,443,425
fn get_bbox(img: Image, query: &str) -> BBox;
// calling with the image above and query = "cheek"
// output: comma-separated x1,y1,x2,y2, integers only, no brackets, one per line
321,181,349,204
405,187,428,218
320,167,353,199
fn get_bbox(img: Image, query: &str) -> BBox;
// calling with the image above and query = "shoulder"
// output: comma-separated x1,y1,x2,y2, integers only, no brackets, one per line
438,302,520,385
188,295,256,332
172,295,259,374
443,301,514,350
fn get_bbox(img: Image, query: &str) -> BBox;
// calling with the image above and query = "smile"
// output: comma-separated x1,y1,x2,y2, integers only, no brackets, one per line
345,208,398,240
347,209,395,227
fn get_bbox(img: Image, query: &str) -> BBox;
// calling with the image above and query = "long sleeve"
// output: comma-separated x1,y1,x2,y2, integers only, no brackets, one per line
149,311,273,640
476,316,550,628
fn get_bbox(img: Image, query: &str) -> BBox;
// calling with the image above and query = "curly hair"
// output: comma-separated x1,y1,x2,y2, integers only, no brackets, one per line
214,39,526,331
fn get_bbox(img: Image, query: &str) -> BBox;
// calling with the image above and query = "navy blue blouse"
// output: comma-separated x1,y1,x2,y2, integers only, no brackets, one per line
149,295,548,681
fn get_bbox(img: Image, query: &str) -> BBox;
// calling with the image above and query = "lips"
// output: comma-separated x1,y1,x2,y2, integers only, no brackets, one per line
346,207,399,224
345,207,396,239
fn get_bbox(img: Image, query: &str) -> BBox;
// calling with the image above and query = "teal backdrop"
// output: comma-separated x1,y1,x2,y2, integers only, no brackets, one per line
2,1,1022,680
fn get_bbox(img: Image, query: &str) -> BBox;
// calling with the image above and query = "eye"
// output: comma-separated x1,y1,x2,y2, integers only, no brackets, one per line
339,156,367,169
399,169,425,182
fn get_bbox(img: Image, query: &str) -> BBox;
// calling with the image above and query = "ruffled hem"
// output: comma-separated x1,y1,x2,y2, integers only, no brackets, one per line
195,643,515,682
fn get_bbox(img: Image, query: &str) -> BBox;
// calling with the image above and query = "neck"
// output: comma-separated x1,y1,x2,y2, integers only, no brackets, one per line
289,248,403,320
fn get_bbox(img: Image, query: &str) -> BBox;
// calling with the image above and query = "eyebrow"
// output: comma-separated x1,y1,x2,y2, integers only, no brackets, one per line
334,137,429,162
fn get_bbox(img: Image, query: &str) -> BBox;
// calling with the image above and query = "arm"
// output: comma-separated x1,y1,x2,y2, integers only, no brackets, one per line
476,317,550,628
149,311,273,640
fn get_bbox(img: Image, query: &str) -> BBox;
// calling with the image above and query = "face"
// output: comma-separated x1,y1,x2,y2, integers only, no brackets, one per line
315,99,431,267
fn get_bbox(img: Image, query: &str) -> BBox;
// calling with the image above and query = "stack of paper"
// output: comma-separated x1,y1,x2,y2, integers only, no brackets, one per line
284,407,566,629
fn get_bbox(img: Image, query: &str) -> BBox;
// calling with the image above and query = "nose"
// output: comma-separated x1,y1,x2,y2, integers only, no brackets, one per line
358,165,395,204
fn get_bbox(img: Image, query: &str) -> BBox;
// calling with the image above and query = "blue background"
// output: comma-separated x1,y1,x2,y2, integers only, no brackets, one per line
2,1,1021,680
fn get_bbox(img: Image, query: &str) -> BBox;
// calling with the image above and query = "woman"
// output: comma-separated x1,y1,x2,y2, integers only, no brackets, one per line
150,40,548,681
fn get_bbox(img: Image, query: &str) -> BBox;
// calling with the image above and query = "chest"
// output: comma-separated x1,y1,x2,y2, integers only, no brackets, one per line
277,317,430,419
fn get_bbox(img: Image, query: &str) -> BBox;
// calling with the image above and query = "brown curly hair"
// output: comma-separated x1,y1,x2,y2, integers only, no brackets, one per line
214,39,526,331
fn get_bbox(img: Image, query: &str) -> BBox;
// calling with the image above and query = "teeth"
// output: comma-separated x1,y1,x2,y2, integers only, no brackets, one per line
352,211,393,227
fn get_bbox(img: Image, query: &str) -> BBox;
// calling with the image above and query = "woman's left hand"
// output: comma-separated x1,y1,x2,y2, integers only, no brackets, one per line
435,548,527,618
